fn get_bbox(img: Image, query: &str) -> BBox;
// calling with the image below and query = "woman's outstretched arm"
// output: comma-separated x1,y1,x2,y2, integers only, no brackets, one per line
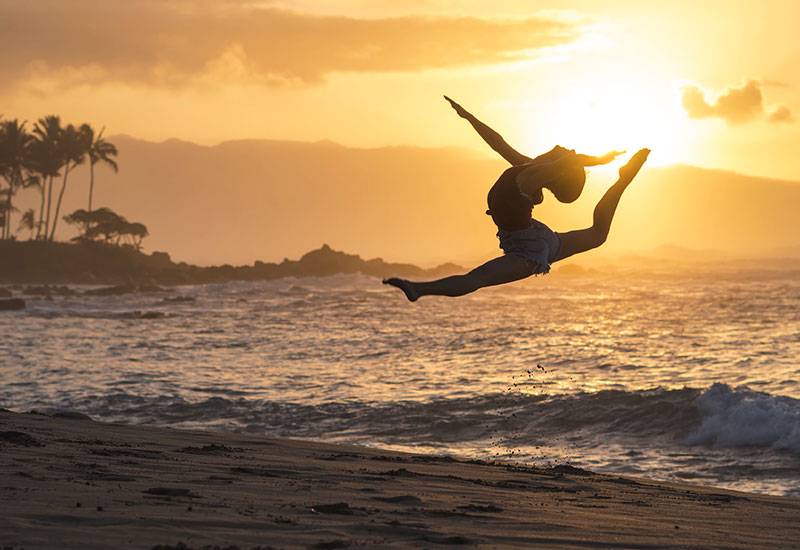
575,150,627,166
444,96,533,166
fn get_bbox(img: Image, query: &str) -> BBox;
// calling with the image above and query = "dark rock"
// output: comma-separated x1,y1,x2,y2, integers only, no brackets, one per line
310,502,355,515
149,251,173,267
84,284,137,296
0,288,12,297
22,286,51,296
0,298,25,311
297,244,362,276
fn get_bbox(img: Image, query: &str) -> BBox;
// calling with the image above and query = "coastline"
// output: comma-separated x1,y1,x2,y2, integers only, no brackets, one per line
2,409,798,549
0,241,462,286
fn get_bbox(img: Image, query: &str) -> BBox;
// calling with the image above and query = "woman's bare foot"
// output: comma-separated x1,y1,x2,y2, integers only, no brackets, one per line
619,148,650,181
382,277,420,302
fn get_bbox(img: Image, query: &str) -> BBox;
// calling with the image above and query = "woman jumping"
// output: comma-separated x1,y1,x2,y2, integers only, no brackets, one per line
383,96,650,302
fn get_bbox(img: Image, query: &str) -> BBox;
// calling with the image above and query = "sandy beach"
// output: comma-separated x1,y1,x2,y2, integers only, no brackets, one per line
0,409,798,549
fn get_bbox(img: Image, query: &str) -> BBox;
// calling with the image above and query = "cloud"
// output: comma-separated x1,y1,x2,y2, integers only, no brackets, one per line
680,79,793,124
761,79,791,88
767,105,795,123
0,0,581,91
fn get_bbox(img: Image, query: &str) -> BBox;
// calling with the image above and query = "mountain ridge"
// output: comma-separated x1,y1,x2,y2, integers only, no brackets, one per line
12,136,800,266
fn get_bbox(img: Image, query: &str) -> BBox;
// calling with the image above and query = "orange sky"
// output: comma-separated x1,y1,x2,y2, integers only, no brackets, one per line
3,0,799,181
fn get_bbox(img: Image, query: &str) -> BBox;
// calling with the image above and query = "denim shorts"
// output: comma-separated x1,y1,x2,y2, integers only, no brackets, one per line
496,219,562,274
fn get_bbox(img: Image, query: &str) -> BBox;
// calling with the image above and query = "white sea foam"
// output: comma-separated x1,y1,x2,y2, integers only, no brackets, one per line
687,383,800,453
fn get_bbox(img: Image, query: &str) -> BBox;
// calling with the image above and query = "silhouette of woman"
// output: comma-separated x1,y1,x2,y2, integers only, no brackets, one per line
383,97,650,301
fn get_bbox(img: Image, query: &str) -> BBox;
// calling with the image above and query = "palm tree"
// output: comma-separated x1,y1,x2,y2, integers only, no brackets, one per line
80,124,118,213
26,138,60,239
32,115,63,239
48,123,86,241
18,208,36,240
0,119,33,240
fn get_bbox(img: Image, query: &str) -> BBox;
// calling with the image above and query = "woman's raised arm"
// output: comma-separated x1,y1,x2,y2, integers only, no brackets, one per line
444,96,533,166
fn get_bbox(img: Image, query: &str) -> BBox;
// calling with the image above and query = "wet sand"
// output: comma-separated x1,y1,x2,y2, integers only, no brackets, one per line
1,409,798,549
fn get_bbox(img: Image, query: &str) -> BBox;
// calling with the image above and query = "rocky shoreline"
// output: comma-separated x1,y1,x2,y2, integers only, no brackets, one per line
0,241,462,286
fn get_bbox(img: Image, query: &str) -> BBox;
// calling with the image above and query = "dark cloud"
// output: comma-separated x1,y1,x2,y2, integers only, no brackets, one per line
0,0,580,90
680,79,794,125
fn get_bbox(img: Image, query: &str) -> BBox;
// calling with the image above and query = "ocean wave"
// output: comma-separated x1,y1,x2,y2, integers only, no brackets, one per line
14,383,799,497
686,383,800,453
26,384,799,458
56,388,674,437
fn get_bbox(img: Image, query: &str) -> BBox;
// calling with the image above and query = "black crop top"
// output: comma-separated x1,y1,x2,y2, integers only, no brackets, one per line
486,165,536,231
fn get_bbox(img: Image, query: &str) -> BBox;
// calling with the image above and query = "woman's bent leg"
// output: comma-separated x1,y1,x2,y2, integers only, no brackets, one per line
556,148,649,262
383,254,536,301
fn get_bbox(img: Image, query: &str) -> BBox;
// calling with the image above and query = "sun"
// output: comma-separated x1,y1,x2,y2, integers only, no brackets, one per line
515,81,692,167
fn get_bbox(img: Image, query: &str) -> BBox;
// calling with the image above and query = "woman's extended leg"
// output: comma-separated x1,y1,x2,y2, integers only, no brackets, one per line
556,148,650,261
383,254,537,302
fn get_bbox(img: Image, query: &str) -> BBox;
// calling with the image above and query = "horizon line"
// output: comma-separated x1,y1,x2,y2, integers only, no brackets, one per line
102,133,799,184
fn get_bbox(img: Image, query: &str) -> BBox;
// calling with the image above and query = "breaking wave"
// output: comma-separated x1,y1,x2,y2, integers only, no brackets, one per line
42,384,799,457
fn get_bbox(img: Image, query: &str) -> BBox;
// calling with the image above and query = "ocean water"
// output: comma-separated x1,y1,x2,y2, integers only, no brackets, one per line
2,261,799,497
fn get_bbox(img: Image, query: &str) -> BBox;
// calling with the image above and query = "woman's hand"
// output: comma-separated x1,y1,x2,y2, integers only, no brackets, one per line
444,95,472,119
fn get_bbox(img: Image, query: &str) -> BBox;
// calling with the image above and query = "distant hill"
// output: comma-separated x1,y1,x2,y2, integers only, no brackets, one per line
16,136,800,266
599,164,800,259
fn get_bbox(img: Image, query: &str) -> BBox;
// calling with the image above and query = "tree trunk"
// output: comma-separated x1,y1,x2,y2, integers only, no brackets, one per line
1,188,6,240
5,185,12,240
86,162,96,236
44,175,54,239
49,163,70,241
1,194,6,240
88,162,95,212
3,171,19,239
36,177,47,239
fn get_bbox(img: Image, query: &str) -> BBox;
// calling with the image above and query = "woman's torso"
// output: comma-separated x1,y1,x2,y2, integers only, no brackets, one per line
486,146,574,231
487,164,535,232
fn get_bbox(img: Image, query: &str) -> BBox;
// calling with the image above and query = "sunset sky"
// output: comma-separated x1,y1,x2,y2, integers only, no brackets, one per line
3,0,799,181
